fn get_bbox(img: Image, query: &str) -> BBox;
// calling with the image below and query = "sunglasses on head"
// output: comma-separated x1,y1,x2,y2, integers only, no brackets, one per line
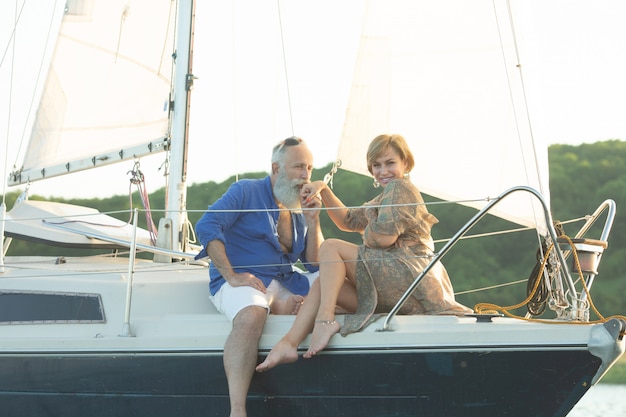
275,136,303,153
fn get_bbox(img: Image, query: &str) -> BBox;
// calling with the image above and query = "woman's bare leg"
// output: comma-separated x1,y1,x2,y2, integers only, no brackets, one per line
336,278,358,313
304,239,358,358
256,280,321,372
257,239,359,370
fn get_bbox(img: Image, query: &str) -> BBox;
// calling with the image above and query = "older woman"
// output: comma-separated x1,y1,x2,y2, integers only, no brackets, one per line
256,134,471,371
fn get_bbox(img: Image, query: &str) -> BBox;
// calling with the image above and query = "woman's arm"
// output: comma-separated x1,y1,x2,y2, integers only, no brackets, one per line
301,180,353,231
361,180,409,249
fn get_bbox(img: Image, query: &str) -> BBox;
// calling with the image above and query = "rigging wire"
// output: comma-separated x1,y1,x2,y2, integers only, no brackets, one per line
1,0,27,203
2,0,61,199
231,0,239,182
158,0,176,79
276,0,294,135
491,0,546,241
163,0,180,202
503,0,543,197
0,0,26,68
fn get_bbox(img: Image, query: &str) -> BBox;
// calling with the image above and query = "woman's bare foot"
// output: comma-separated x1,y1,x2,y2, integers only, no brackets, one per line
303,319,340,358
271,294,304,315
256,339,299,372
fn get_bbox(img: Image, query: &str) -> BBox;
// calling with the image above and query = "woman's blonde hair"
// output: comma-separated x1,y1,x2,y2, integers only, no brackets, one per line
366,134,415,175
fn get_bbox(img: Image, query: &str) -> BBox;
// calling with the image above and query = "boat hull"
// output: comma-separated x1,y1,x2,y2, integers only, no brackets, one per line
0,346,601,417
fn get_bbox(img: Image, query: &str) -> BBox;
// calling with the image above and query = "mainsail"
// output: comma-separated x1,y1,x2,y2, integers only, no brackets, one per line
10,0,176,185
337,0,550,232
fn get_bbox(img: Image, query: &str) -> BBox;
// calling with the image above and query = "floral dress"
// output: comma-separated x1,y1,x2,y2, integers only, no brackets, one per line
341,178,472,335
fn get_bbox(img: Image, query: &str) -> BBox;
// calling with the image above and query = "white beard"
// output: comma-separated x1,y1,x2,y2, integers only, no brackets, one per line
273,169,304,212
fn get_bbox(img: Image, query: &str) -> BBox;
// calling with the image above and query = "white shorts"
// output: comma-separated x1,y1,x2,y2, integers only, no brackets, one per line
209,271,319,321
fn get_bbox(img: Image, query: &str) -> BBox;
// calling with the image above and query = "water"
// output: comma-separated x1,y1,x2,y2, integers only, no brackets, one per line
568,384,626,417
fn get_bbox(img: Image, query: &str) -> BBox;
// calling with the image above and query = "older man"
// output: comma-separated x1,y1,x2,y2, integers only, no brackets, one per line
195,137,323,417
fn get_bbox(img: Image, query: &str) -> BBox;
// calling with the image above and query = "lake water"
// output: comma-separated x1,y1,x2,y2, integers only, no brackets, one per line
568,384,626,417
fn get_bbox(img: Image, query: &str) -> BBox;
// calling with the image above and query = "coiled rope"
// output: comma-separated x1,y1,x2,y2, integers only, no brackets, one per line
475,235,626,336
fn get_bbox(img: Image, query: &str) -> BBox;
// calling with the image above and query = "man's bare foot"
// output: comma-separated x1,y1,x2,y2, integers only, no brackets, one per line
303,319,340,358
288,294,305,315
256,339,299,372
271,294,304,315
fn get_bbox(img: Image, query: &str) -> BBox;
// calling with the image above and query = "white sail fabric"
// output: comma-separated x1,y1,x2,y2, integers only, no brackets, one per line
338,0,549,232
15,0,175,184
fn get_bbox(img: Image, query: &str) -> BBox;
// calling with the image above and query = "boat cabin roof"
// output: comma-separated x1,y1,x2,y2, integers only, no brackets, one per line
4,200,153,249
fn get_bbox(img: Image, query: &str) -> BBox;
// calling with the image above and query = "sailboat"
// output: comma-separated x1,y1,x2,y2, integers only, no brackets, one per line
1,1,624,416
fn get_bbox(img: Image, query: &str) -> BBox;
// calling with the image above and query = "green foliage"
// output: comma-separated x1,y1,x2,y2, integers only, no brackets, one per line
3,140,625,317
548,140,626,317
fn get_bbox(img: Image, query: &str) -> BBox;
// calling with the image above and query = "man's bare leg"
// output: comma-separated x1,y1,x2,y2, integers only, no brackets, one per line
224,306,267,417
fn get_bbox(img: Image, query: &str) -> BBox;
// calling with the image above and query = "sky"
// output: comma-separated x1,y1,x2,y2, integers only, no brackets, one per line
1,0,625,200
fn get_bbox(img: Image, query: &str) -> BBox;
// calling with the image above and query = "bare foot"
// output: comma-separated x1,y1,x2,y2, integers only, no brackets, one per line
288,294,305,315
271,294,304,315
256,339,299,372
303,319,340,358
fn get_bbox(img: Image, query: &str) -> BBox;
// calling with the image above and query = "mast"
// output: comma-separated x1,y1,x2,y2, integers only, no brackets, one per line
166,0,195,254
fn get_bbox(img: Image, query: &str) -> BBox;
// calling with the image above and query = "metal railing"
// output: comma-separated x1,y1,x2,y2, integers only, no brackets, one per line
380,186,615,331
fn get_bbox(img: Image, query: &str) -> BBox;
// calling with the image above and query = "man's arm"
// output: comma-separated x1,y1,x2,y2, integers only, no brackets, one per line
301,192,324,266
207,240,266,291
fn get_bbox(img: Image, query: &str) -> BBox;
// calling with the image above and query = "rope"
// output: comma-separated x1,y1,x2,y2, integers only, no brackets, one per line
323,160,341,189
40,161,159,247
474,235,626,336
127,161,158,245
475,242,551,316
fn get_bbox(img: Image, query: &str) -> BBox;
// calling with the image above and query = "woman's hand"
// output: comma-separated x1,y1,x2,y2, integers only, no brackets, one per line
300,181,326,205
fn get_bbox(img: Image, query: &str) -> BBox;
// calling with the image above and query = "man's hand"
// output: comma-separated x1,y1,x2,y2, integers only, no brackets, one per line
226,271,267,293
299,181,324,265
301,191,322,213
301,182,323,223
208,240,267,292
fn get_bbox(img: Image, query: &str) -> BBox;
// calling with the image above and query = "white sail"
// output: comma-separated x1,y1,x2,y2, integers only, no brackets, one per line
338,0,549,231
10,0,176,185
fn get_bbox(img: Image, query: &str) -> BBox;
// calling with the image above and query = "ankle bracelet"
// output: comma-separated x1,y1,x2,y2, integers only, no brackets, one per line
315,320,337,326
